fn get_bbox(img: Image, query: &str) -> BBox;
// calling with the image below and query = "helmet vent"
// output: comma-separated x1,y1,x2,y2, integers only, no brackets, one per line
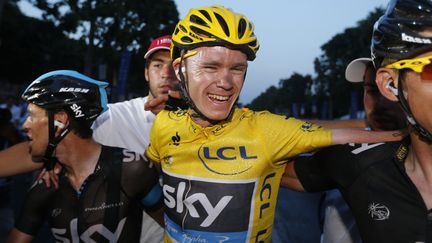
190,26,212,39
214,13,230,37
198,10,212,23
190,14,209,27
179,24,188,33
181,36,194,43
238,19,247,39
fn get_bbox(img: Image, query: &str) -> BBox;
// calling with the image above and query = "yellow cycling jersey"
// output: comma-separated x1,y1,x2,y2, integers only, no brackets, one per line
146,108,332,243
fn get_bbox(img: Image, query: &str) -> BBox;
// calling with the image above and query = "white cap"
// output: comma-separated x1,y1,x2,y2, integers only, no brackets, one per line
345,57,373,83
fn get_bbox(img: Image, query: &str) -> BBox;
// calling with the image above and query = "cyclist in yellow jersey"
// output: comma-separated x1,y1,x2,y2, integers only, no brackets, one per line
145,5,403,243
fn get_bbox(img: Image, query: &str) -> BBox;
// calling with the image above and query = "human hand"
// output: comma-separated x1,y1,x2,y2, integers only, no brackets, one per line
36,163,62,189
144,90,185,114
144,95,169,115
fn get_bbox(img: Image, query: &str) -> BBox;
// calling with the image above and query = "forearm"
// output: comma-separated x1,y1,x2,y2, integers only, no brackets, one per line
331,129,404,145
307,119,366,129
0,142,42,177
6,228,34,243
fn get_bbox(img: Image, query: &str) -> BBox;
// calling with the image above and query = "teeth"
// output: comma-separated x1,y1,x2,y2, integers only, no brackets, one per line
209,94,229,101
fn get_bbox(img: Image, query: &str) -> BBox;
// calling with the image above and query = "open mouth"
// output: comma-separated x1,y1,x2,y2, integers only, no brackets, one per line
159,85,172,93
208,94,230,102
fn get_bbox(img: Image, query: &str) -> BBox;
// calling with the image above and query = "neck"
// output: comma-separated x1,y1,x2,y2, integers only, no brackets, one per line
406,133,432,182
189,109,219,128
55,133,101,186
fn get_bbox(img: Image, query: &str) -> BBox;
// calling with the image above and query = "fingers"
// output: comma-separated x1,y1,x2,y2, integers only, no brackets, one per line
39,169,51,188
39,164,62,189
168,90,182,99
37,168,46,181
144,96,169,115
49,170,59,189
50,163,62,189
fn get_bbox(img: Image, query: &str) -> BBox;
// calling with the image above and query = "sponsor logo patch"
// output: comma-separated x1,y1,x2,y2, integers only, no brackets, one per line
368,202,390,220
162,173,256,242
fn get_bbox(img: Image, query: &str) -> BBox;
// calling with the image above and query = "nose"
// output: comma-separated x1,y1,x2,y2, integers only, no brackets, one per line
161,63,176,80
22,117,30,134
216,70,233,90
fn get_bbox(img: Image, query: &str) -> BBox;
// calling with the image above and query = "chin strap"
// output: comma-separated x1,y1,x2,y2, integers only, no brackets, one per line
42,111,71,170
397,71,432,142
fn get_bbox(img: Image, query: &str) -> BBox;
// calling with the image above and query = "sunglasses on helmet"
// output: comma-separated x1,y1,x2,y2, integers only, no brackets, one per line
385,55,432,81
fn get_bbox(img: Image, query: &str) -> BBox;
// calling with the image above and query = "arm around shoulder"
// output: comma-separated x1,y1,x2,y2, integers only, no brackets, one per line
331,128,404,145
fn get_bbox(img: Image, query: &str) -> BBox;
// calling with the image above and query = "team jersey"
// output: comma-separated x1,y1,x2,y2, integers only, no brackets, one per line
15,146,162,243
295,139,432,243
146,108,332,243
91,96,163,242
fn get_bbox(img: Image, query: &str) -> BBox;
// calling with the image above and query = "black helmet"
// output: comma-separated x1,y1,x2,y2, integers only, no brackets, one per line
371,0,432,68
22,70,108,169
22,70,108,124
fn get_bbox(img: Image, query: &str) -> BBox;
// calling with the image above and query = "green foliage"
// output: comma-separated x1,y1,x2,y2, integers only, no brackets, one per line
248,73,312,115
0,1,84,86
10,0,179,99
0,0,179,100
313,8,384,117
28,0,178,52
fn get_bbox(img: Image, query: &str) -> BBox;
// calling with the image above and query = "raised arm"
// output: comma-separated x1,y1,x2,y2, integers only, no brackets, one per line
0,142,42,177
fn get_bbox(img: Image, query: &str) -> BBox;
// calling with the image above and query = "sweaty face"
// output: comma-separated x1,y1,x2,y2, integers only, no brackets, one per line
145,50,178,99
401,50,432,135
22,103,49,162
363,66,405,131
184,46,248,123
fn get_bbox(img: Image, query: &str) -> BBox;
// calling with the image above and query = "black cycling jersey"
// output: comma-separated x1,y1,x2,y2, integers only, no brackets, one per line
15,146,162,243
295,139,432,243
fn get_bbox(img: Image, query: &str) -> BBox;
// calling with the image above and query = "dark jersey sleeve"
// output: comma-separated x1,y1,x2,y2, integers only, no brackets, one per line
120,149,162,211
14,179,56,235
294,144,363,192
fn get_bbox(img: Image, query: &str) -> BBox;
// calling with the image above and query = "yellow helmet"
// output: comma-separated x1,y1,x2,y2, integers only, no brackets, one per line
171,5,259,61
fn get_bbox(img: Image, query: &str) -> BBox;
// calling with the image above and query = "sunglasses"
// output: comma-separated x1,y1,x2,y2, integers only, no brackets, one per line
385,55,432,80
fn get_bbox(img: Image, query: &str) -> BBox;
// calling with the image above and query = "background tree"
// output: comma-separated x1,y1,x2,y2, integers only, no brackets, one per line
27,0,179,76
248,73,312,116
0,1,83,87
312,8,384,118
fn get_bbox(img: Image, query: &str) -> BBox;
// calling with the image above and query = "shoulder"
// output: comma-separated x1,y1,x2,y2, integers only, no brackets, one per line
313,140,401,167
107,96,147,109
247,110,323,130
101,146,155,172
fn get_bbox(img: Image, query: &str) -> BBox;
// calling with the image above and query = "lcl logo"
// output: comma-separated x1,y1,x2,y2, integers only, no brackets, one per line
202,146,257,161
198,146,257,175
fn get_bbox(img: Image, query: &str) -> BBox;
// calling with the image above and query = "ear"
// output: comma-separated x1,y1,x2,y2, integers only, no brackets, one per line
144,67,149,83
53,111,69,132
173,59,182,80
376,68,400,102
